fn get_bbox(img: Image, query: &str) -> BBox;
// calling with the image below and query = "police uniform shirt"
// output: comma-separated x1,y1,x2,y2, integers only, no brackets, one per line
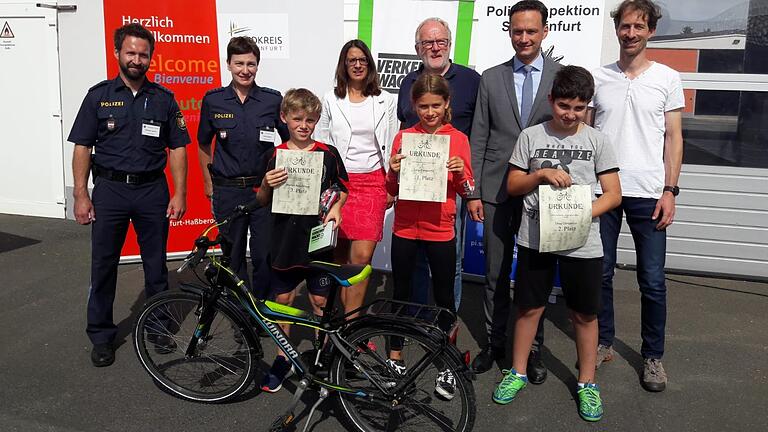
68,77,191,173
198,84,290,179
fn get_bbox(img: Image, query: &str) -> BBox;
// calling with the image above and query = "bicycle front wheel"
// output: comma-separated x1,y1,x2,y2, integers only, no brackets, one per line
133,290,256,403
330,325,476,432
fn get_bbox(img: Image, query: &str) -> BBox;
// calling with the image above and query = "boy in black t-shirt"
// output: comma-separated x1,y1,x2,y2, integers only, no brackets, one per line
256,88,349,393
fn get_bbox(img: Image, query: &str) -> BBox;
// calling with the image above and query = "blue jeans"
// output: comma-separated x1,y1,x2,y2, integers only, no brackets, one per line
411,197,465,311
599,197,667,359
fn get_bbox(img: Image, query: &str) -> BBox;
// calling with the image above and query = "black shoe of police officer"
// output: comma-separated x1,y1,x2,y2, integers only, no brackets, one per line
91,343,115,367
527,349,547,385
472,344,505,374
149,334,177,354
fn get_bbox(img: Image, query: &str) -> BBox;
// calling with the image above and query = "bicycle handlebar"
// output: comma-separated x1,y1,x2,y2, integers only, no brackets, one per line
176,200,259,273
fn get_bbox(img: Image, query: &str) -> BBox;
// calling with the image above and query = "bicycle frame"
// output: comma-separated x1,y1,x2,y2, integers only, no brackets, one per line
182,214,461,402
182,218,369,395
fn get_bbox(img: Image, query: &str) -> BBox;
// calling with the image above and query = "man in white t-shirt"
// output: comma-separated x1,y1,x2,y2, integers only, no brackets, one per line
588,0,684,393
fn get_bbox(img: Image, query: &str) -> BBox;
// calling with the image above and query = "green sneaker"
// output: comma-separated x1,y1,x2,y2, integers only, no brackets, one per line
577,383,603,421
492,369,528,404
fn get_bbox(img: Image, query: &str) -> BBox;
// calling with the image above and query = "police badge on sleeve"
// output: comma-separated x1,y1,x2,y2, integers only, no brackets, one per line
175,111,187,130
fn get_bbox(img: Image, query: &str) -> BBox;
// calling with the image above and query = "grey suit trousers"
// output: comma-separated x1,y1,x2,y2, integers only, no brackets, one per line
483,197,544,349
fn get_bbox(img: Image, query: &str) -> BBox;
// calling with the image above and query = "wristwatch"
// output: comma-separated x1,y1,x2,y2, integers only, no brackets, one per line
663,185,680,196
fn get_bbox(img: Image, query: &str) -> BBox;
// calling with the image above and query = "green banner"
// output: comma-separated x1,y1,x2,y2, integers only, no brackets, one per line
358,0,374,45
454,0,475,66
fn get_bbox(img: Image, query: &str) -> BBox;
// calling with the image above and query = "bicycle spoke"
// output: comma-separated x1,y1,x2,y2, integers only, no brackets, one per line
134,293,254,402
332,327,474,432
399,397,457,431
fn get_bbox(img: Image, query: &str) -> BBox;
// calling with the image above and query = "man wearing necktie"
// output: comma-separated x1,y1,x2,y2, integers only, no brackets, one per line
467,0,562,380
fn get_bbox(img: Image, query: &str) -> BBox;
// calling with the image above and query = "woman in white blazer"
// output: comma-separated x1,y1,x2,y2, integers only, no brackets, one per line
314,39,398,316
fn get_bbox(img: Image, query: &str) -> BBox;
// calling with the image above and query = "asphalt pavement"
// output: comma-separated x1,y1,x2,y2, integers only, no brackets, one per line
1,213,766,431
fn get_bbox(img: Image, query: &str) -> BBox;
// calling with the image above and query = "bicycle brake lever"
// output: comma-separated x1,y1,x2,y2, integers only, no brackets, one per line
177,250,195,273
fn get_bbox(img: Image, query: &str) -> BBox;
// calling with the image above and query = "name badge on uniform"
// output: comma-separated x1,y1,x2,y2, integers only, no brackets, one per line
218,129,228,140
142,121,161,138
106,117,116,131
259,127,276,143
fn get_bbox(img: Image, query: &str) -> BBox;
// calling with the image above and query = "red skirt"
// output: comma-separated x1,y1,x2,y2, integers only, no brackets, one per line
339,168,387,241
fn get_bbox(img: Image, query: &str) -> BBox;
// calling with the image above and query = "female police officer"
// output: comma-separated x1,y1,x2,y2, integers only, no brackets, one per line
197,37,289,300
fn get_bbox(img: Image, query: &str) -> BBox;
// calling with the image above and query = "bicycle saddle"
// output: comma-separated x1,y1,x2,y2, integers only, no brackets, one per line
308,261,372,287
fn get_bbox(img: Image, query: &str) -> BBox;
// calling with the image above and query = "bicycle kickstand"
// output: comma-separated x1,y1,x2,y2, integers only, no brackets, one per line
269,378,311,432
300,387,329,432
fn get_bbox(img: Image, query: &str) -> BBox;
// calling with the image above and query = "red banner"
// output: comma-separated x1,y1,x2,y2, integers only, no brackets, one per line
103,0,221,260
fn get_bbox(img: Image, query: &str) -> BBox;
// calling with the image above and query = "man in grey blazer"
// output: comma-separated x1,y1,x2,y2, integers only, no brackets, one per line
467,0,561,381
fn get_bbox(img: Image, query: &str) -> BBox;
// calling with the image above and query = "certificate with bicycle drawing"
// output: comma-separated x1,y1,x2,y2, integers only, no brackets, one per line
272,149,324,215
538,185,592,253
399,133,450,202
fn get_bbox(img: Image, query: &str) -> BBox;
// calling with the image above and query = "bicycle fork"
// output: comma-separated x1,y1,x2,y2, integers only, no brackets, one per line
185,288,221,357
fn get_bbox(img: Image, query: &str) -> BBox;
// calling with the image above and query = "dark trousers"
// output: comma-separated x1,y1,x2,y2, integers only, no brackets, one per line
599,197,667,359
410,197,466,311
391,235,456,350
87,177,169,345
212,185,271,300
483,198,544,350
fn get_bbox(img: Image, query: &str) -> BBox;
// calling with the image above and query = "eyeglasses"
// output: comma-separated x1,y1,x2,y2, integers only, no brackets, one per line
418,38,450,49
346,57,369,66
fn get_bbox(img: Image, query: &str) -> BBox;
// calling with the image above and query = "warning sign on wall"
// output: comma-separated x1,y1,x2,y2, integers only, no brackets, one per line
1,21,14,38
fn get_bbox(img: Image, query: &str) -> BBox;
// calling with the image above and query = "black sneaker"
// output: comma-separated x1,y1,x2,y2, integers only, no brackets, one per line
386,358,406,375
435,368,456,400
91,343,115,367
383,358,406,389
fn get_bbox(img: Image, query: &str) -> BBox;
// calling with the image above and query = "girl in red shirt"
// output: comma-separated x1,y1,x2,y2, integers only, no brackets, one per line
385,73,474,400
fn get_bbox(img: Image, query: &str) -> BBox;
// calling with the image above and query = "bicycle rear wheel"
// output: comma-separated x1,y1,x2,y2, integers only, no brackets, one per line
330,326,476,432
133,290,256,402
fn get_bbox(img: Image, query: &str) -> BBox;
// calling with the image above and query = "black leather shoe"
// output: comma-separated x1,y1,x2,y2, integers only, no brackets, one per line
149,334,177,354
527,349,547,384
472,344,504,374
91,343,115,367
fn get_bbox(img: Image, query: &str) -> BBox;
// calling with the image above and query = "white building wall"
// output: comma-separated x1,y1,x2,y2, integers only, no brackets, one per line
1,0,764,278
58,1,108,216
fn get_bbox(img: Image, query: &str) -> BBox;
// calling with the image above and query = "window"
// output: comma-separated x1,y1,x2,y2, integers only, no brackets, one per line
683,90,768,168
647,0,768,168
647,1,763,74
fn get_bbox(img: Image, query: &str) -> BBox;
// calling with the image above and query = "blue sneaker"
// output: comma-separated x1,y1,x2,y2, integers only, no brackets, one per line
492,369,528,404
261,356,294,393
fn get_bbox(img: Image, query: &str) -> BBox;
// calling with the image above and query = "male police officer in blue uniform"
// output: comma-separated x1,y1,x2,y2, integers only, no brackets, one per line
69,23,189,367
198,37,289,300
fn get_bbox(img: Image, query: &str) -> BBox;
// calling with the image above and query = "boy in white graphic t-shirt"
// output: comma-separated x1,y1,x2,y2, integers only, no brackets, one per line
492,65,621,422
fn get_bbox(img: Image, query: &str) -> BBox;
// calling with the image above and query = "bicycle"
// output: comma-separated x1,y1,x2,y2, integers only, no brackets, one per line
132,203,476,432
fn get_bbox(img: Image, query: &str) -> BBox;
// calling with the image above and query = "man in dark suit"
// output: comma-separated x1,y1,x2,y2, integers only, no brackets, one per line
467,0,561,381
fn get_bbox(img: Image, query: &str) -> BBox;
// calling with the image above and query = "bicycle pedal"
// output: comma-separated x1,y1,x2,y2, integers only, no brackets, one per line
269,412,295,432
